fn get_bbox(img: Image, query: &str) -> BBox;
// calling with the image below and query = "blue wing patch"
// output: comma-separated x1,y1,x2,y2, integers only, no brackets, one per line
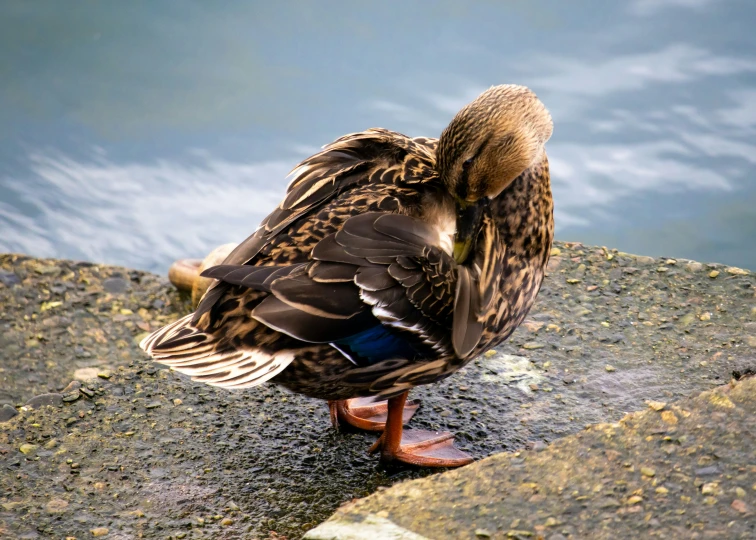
331,325,420,366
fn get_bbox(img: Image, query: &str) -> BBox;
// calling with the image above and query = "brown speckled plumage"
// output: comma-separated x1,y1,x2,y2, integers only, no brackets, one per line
141,84,554,402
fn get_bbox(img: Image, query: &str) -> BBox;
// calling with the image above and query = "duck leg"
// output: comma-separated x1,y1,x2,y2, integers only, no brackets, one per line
368,391,473,467
328,397,419,432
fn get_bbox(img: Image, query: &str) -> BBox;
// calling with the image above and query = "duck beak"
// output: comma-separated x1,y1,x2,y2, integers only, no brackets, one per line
453,199,486,264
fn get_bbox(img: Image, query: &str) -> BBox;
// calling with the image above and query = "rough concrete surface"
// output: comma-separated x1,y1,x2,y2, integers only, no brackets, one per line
0,243,754,538
306,376,756,539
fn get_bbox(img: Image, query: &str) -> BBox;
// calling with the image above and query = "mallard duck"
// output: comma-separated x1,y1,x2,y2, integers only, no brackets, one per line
141,84,554,467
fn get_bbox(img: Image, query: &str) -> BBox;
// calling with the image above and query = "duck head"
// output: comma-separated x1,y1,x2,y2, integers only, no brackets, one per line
436,85,553,263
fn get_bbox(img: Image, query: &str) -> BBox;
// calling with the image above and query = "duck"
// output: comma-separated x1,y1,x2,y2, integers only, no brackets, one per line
141,84,554,468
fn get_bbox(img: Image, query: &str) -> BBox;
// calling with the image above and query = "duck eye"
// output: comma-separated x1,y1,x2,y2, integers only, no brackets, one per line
462,158,474,170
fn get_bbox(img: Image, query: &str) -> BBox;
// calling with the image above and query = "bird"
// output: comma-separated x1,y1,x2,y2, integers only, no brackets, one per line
141,84,554,468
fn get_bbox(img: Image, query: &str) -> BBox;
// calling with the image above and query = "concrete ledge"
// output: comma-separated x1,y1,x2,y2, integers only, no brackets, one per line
0,246,753,539
309,377,756,539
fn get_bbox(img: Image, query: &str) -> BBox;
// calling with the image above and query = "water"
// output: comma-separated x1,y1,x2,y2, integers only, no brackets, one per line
1,0,755,273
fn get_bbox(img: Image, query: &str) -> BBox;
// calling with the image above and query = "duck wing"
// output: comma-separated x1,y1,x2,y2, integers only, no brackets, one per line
142,131,441,390
194,129,437,323
203,212,492,362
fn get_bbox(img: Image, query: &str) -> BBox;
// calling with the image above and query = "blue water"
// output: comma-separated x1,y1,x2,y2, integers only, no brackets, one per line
1,1,755,272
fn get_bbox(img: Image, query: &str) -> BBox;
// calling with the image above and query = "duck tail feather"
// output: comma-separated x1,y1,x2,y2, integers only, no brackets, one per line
140,313,295,389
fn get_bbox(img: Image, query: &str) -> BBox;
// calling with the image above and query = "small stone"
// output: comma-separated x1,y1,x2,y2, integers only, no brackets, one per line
80,387,95,398
220,518,234,526
522,342,545,350
661,411,678,424
679,313,696,327
0,270,21,287
626,495,643,505
635,255,655,265
605,365,616,373
61,380,82,393
701,482,719,495
44,439,58,449
97,370,112,379
0,404,18,422
699,312,711,321
550,247,561,256
735,487,746,498
35,264,60,275
120,308,134,316
731,499,749,513
655,486,669,495
522,320,544,333
145,401,161,409
708,270,720,278
566,278,581,284
173,398,183,406
725,266,749,276
40,300,63,311
686,262,703,272
19,443,39,455
641,467,656,477
646,400,666,411
136,321,151,332
62,390,81,402
90,527,109,536
25,393,64,409
475,529,492,538
656,267,668,273
46,498,69,513
507,531,533,538
484,349,497,357
597,497,620,509
103,277,129,293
